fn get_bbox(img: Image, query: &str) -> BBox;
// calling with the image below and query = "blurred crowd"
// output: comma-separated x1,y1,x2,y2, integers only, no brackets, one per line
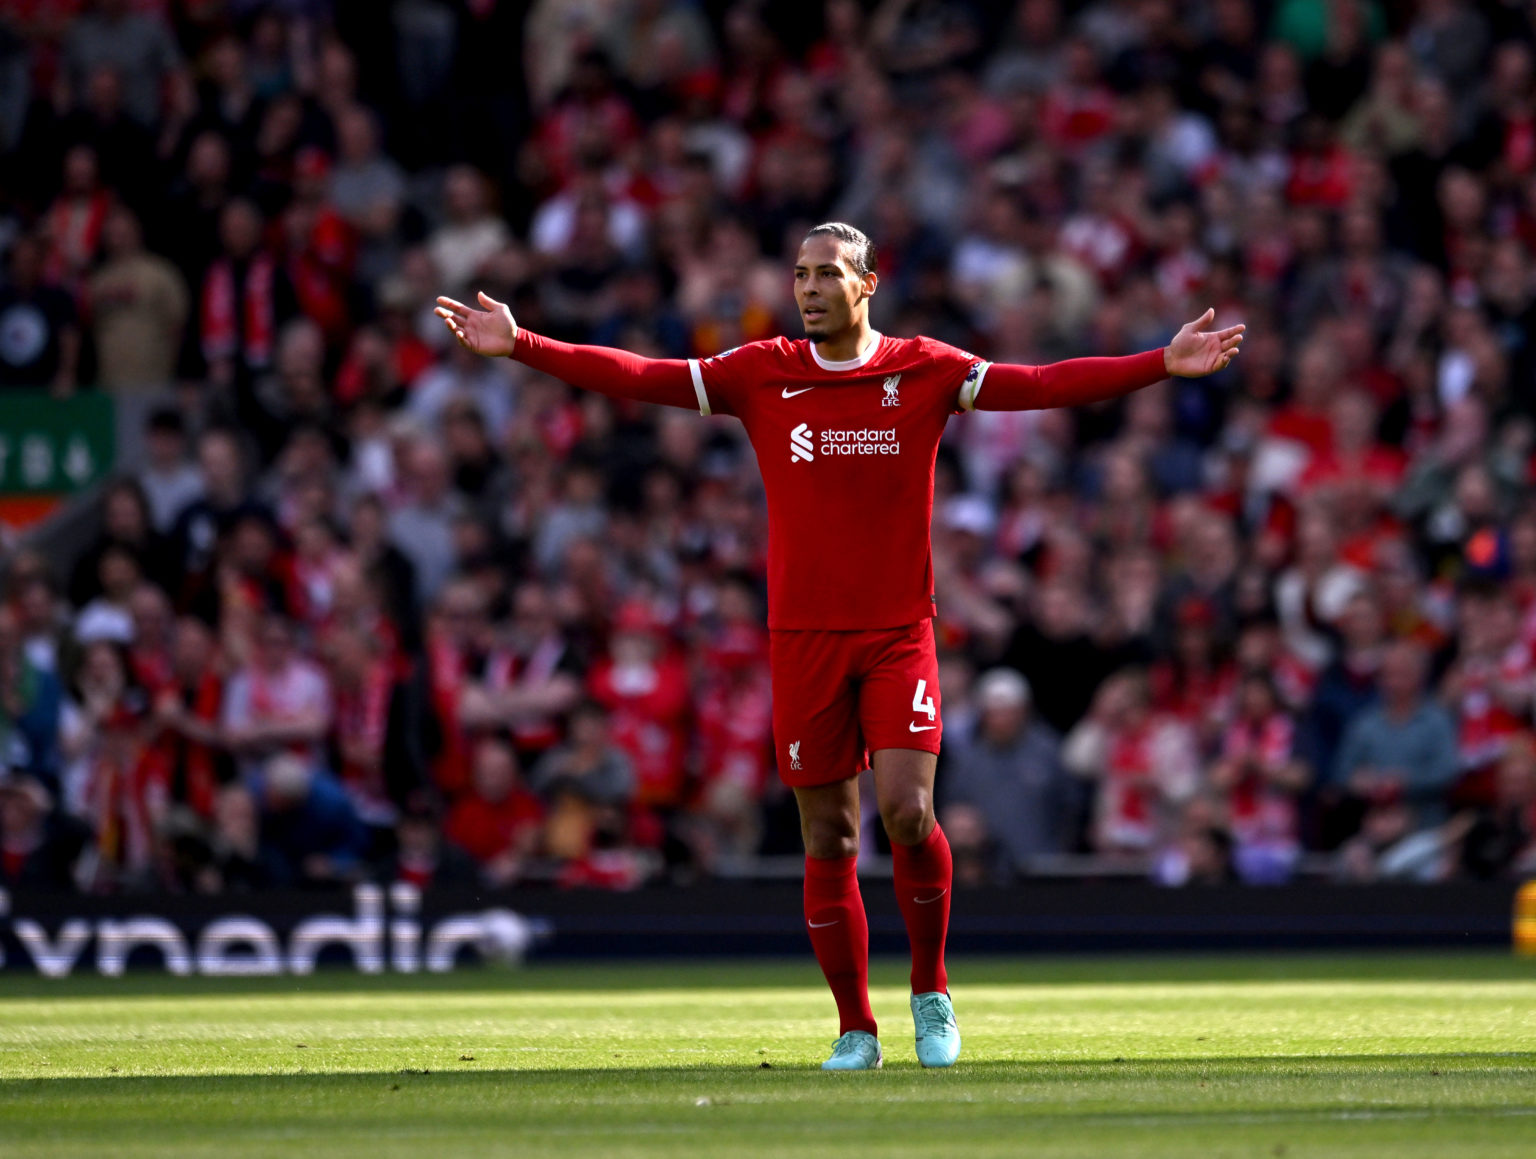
3,0,1536,894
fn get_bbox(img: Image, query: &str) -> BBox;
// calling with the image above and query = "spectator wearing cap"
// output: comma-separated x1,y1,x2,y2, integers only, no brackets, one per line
255,753,368,888
940,668,1072,880
1334,640,1460,832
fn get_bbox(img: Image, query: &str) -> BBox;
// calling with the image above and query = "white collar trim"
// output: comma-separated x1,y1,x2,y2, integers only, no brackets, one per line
809,332,883,372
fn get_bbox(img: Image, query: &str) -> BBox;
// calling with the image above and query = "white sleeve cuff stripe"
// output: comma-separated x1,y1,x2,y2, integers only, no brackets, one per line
960,362,992,411
688,359,711,417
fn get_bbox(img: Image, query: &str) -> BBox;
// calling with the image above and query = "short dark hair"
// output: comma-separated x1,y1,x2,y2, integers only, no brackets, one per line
804,222,878,277
146,407,184,436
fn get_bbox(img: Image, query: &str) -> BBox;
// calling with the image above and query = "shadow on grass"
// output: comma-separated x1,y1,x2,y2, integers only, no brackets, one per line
3,1052,1534,1098
1,950,1531,1000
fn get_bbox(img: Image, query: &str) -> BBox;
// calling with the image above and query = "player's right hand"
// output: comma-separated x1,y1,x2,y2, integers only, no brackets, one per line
435,291,518,358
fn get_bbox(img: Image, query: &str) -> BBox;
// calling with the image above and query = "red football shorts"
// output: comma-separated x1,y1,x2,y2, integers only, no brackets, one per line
770,620,942,788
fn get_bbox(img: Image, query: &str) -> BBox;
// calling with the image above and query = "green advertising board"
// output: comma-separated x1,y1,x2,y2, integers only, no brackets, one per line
0,390,115,495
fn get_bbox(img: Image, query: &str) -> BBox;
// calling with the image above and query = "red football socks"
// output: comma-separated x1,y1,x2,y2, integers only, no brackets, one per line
803,854,877,1036
891,822,953,995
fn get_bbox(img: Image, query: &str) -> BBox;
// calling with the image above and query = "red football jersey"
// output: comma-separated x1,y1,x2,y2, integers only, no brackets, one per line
689,334,989,630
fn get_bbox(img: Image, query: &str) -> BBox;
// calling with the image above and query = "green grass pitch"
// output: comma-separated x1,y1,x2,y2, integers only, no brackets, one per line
2,953,1535,1157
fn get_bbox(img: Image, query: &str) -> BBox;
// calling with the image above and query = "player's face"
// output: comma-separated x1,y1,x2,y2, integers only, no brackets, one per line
793,236,875,343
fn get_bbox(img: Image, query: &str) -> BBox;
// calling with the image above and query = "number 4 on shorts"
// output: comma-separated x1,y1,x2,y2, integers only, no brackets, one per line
912,679,936,722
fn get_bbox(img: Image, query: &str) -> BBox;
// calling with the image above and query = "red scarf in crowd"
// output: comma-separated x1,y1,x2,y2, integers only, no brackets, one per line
43,190,110,287
427,637,514,796
137,672,224,820
201,254,276,369
335,659,394,799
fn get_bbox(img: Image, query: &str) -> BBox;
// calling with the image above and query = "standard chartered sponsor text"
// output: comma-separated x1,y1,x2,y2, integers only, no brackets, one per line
821,428,900,455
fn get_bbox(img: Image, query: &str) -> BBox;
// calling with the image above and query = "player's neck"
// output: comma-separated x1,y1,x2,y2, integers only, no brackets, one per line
813,320,878,365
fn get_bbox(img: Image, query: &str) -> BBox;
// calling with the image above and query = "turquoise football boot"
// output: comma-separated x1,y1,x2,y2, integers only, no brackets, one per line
821,1030,883,1070
911,992,960,1068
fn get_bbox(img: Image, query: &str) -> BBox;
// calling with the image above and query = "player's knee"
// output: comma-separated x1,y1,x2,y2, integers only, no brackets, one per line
881,796,933,847
802,814,858,859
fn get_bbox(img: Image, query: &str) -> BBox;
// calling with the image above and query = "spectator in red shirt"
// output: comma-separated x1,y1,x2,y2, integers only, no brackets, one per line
693,621,772,861
139,613,226,824
279,147,354,346
324,621,396,834
444,735,544,886
588,601,692,814
1210,672,1310,883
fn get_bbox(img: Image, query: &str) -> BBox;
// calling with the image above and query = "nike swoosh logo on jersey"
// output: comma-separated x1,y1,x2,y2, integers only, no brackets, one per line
782,386,816,398
808,919,839,928
914,890,947,905
909,723,937,732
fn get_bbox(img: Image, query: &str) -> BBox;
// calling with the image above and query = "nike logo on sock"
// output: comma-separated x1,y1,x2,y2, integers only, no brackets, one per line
808,919,840,928
782,386,816,398
913,890,947,905
909,723,936,732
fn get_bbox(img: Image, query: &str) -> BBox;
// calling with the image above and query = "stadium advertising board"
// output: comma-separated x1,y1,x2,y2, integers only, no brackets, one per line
0,884,540,977
0,882,1519,976
0,389,114,527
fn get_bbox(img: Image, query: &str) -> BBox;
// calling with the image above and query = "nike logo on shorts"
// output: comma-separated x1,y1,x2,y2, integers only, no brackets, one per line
914,890,947,905
909,723,937,732
782,386,816,398
808,919,839,928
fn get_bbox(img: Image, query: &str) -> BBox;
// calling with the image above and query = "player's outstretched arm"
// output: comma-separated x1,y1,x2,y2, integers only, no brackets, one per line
970,308,1245,412
435,291,698,410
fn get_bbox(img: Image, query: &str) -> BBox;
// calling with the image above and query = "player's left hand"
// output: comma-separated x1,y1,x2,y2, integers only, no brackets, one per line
1164,308,1245,377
